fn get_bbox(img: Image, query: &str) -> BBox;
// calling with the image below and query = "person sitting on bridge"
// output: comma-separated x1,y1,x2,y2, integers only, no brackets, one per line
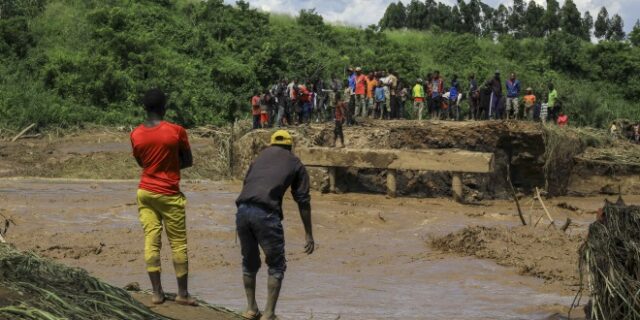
130,88,197,306
235,130,315,320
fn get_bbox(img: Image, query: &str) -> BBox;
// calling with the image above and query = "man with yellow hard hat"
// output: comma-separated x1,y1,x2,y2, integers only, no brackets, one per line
235,130,315,320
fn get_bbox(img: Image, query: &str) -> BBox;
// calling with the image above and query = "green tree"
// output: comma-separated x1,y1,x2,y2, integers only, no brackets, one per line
560,0,582,38
581,11,593,41
379,2,407,30
507,0,526,38
607,14,625,41
630,20,640,47
594,7,609,40
406,0,428,29
543,0,560,34
458,0,482,35
492,4,509,35
524,1,545,38
545,31,587,74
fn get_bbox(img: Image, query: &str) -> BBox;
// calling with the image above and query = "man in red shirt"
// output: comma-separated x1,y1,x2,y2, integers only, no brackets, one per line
130,89,196,306
251,92,261,129
354,67,367,118
333,91,346,148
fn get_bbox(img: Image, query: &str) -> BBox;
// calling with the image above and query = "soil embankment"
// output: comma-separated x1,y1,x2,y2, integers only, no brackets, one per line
235,120,640,198
431,226,583,294
2,121,639,198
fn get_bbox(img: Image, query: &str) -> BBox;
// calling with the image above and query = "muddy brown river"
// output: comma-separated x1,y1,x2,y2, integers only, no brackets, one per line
0,179,595,319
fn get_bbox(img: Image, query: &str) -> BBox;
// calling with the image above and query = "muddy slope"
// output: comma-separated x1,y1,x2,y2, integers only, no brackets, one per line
431,226,583,293
234,121,548,198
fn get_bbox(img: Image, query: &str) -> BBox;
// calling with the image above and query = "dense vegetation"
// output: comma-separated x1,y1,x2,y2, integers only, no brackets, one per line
0,0,639,130
379,0,634,42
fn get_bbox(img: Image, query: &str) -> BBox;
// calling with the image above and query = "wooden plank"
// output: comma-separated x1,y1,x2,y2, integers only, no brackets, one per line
452,173,463,202
296,147,494,173
387,169,397,197
328,167,336,193
11,123,36,142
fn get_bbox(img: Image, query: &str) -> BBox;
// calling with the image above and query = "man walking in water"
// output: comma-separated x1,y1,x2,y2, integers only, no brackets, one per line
130,88,197,306
236,130,315,320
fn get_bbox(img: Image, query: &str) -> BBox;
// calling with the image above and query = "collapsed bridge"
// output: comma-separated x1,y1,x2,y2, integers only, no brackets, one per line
296,147,494,201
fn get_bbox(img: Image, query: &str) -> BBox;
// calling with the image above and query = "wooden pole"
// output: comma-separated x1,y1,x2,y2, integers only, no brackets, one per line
452,173,463,202
11,123,36,142
535,187,556,228
506,165,527,226
387,169,397,198
328,167,337,193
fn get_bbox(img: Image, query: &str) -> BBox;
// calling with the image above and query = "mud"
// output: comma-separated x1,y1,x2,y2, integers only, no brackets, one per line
3,122,639,198
234,120,640,199
431,226,583,294
2,178,632,319
0,129,230,180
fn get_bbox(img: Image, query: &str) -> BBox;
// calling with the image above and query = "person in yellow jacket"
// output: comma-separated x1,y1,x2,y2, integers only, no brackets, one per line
412,79,426,120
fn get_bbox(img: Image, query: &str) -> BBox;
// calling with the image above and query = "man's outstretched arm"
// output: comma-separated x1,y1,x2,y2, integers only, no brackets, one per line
292,164,314,254
297,201,314,254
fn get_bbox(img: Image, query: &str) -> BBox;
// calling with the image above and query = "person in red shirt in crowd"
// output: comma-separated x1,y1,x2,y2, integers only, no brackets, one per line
333,91,347,148
354,67,367,118
259,92,272,128
130,89,197,306
557,111,569,127
251,92,261,129
298,83,312,124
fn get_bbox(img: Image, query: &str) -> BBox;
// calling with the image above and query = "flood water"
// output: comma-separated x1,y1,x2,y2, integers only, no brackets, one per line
0,179,577,319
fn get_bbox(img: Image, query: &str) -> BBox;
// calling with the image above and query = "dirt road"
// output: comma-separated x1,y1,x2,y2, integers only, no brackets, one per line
2,178,624,319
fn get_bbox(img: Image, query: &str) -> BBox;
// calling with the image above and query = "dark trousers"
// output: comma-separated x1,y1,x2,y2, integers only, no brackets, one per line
334,120,344,145
252,115,260,129
236,204,286,280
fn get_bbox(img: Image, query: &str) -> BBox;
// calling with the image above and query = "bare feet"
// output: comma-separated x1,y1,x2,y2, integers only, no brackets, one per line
175,294,198,306
151,291,165,305
260,313,278,320
242,310,261,320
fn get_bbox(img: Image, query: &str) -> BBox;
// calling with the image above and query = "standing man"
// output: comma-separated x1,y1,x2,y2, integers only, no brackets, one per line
366,73,377,119
412,78,426,120
523,88,536,121
468,74,480,120
348,67,357,122
131,89,197,306
547,83,559,122
375,81,386,120
236,130,315,320
354,68,367,118
387,71,399,119
251,92,261,130
334,92,347,148
505,73,521,120
430,71,444,120
486,71,502,119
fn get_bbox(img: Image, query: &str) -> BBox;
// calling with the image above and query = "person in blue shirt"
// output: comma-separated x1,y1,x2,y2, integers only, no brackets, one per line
347,68,357,124
505,73,521,120
449,75,460,121
375,81,386,119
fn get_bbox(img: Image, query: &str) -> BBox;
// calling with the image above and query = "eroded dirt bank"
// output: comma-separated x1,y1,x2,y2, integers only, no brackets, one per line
2,179,632,319
2,121,639,198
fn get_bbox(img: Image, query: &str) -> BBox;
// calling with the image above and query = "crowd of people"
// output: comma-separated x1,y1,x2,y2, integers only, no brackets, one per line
251,68,568,131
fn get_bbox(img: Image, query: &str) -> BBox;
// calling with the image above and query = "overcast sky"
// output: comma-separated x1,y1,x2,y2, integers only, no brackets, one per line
224,0,638,32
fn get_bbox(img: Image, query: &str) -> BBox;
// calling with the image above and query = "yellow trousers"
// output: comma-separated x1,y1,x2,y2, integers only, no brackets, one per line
137,189,188,277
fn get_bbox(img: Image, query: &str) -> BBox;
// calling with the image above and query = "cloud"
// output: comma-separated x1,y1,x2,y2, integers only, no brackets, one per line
226,0,637,31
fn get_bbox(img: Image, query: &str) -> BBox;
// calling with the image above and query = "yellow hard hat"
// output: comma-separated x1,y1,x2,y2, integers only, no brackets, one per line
270,130,293,146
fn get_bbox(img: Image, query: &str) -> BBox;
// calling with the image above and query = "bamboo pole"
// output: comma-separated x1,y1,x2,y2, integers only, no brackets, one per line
535,187,556,228
11,123,36,142
507,165,526,226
